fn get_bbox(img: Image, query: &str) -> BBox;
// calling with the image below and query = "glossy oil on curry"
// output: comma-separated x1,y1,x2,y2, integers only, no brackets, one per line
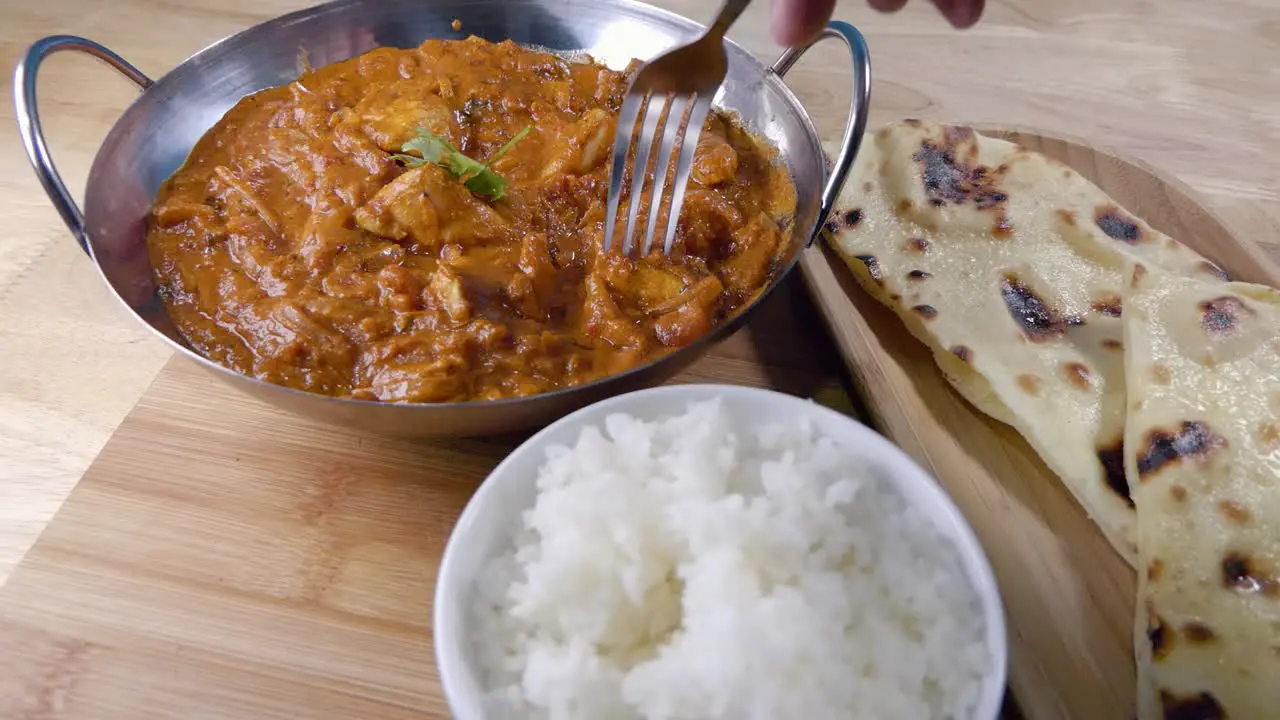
146,37,797,403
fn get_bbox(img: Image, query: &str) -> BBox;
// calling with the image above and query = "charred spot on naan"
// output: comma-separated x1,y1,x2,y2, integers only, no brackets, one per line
1198,260,1230,281
1136,421,1227,480
841,208,863,228
1222,552,1279,598
911,131,1012,235
1148,557,1165,582
907,270,932,281
1150,363,1174,385
1091,293,1123,317
1016,373,1042,396
1160,690,1226,720
1061,361,1093,390
1182,623,1217,645
1094,204,1144,244
1102,338,1124,351
912,304,939,320
1000,273,1076,342
854,255,884,285
1217,499,1251,525
993,215,1014,238
1147,604,1173,661
1096,439,1135,508
1259,422,1280,451
950,345,973,363
1199,296,1254,335
905,237,931,254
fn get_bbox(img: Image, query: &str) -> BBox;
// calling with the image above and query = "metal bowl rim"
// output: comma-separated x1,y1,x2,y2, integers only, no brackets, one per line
84,0,828,413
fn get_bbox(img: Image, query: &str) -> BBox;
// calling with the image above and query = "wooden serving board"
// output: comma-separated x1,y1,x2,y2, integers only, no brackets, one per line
0,282,861,719
798,127,1280,720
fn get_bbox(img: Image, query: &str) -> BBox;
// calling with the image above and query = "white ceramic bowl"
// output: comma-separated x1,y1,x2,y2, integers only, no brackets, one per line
433,384,1008,719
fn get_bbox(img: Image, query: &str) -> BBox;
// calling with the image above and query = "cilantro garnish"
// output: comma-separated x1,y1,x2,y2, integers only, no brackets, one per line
392,125,531,202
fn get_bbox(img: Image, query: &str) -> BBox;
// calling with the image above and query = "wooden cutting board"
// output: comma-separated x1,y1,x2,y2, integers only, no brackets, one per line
0,281,862,719
798,127,1280,720
4,127,1275,720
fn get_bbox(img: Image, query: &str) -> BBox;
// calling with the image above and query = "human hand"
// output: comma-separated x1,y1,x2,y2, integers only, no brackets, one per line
868,0,985,28
771,0,985,45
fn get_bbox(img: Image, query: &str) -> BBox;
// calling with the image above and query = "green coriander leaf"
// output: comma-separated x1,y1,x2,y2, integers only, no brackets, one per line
390,152,427,167
463,172,509,201
392,125,532,202
485,125,532,166
399,132,452,166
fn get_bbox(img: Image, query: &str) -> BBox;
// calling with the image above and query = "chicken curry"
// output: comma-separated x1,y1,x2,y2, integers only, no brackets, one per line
146,37,797,402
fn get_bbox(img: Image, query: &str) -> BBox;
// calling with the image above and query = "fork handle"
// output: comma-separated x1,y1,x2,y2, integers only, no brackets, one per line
770,21,872,246
707,0,753,38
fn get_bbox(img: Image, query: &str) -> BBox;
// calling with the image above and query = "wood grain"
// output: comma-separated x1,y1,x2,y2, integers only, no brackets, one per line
798,128,1280,720
0,0,1278,715
3,0,1279,587
0,280,863,720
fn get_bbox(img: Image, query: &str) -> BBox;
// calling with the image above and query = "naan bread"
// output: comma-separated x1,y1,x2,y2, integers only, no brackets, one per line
1123,263,1280,720
823,120,1229,566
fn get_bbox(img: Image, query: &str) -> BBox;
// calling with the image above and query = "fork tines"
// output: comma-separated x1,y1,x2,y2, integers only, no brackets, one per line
603,90,712,257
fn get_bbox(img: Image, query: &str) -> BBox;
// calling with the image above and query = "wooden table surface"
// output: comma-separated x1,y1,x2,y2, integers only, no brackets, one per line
1,0,1277,595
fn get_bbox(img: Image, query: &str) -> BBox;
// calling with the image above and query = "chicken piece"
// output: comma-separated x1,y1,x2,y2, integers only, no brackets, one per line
677,188,743,258
361,359,465,403
375,263,424,313
647,273,724,316
151,200,218,229
691,131,739,186
357,91,458,153
328,114,400,187
354,166,441,248
426,265,471,325
633,268,723,346
591,251,693,314
518,232,557,298
219,200,300,299
235,298,355,394
214,165,281,236
506,232,557,319
539,109,615,180
303,294,393,345
319,255,380,303
505,273,541,320
355,164,511,250
583,265,644,348
299,205,371,274
616,263,689,315
653,300,713,347
720,212,782,294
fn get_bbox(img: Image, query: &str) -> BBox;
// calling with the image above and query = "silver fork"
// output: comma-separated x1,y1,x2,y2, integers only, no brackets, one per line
602,0,751,257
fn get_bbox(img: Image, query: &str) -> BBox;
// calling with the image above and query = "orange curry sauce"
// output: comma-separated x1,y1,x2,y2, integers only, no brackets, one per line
146,38,797,402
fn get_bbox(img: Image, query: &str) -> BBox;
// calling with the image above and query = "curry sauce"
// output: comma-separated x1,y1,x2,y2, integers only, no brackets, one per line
146,37,797,402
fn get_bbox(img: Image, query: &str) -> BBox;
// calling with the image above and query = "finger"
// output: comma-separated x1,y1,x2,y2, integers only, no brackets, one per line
932,0,985,27
867,0,910,12
771,0,838,45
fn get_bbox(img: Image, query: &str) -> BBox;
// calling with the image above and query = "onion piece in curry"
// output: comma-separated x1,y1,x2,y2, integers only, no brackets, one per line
146,37,798,403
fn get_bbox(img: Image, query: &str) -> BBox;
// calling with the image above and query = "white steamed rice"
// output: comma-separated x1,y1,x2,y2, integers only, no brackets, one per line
471,399,990,719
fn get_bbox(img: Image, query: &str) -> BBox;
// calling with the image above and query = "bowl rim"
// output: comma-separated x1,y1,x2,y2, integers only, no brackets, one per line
80,0,831,415
433,382,1009,719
